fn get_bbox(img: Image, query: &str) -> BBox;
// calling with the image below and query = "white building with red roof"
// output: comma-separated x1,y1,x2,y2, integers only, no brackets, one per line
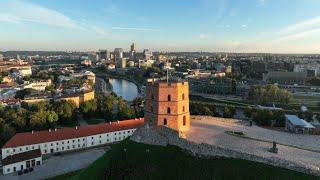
1,118,144,175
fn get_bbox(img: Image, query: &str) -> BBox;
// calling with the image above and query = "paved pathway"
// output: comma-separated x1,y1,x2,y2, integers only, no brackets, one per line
1,148,106,180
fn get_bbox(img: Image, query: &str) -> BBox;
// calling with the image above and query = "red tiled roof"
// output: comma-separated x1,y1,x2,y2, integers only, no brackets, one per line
2,118,144,148
2,149,42,166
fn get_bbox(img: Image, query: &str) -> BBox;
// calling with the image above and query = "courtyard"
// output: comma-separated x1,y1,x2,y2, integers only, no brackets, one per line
186,116,320,174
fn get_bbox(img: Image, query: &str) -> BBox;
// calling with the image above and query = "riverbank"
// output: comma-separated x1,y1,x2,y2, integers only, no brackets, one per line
93,69,143,94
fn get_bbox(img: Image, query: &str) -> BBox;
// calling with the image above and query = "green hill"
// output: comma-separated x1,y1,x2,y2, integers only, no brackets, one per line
56,139,318,180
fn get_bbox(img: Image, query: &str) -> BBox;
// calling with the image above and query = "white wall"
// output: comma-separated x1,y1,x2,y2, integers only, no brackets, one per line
2,128,136,159
3,156,42,175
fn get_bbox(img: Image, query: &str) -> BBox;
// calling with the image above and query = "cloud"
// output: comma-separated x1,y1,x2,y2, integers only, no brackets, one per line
276,28,320,41
241,24,248,28
258,0,267,6
112,27,160,31
0,0,110,37
280,16,320,34
0,14,21,24
90,26,109,36
199,34,206,39
4,0,83,30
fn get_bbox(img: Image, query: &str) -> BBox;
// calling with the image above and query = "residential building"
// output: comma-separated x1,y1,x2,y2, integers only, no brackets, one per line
23,79,52,91
116,58,127,69
263,72,307,85
58,90,95,107
143,49,152,60
114,48,123,59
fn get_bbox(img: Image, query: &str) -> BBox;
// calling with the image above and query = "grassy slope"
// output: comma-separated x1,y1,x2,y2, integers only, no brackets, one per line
70,139,318,180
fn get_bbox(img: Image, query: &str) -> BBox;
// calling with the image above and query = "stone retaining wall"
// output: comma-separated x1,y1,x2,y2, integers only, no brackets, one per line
131,125,320,176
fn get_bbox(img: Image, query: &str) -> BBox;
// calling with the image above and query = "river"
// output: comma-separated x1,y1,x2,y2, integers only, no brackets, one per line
108,78,139,101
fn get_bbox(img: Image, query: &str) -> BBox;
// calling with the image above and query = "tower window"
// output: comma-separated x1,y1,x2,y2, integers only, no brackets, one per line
167,107,171,114
151,93,154,100
183,106,185,112
183,116,186,126
182,93,185,100
164,118,167,125
168,95,171,101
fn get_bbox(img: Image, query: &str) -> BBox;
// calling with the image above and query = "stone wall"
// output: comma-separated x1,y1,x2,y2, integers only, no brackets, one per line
131,125,320,176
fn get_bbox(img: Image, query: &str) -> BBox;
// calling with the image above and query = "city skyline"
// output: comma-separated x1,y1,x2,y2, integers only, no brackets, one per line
1,0,320,53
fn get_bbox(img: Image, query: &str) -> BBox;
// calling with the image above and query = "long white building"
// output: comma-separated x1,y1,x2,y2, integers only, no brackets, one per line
1,118,144,175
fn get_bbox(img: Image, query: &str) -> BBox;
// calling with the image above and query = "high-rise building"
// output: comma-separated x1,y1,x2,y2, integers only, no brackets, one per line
143,49,152,60
114,48,123,60
130,43,136,52
98,50,109,60
144,81,190,134
116,58,127,69
0,54,3,61
130,43,136,61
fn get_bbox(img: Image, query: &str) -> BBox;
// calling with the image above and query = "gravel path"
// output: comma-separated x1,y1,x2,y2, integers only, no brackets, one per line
186,116,320,173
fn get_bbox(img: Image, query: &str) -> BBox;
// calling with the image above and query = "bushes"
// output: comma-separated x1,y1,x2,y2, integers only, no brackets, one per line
190,102,236,118
223,105,236,118
189,102,217,116
245,106,285,127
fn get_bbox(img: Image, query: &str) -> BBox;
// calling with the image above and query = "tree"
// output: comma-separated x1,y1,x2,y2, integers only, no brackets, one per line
131,97,144,117
304,111,314,122
223,105,236,118
46,111,58,126
202,106,213,116
0,118,4,129
45,84,55,91
52,100,77,125
117,99,135,120
0,76,3,83
98,95,116,120
30,111,47,129
15,88,36,99
80,100,98,118
1,124,16,142
244,106,252,119
12,108,28,130
273,110,285,127
252,109,273,126
248,85,292,105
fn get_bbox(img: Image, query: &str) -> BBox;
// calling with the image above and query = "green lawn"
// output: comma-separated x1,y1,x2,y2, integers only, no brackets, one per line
70,139,318,180
85,118,105,125
292,95,320,106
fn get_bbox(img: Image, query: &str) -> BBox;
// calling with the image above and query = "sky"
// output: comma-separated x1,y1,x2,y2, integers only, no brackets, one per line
1,0,320,53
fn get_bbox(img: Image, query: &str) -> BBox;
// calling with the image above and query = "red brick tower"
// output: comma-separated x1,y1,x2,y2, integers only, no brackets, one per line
144,81,190,133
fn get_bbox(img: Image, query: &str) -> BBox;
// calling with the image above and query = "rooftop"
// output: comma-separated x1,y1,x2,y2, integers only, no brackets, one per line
2,118,144,148
285,115,315,128
2,149,41,166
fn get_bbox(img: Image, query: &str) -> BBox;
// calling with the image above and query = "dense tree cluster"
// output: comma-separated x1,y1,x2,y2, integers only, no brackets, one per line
189,102,236,118
244,106,285,127
307,77,320,86
0,100,77,146
248,85,292,105
79,94,143,121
